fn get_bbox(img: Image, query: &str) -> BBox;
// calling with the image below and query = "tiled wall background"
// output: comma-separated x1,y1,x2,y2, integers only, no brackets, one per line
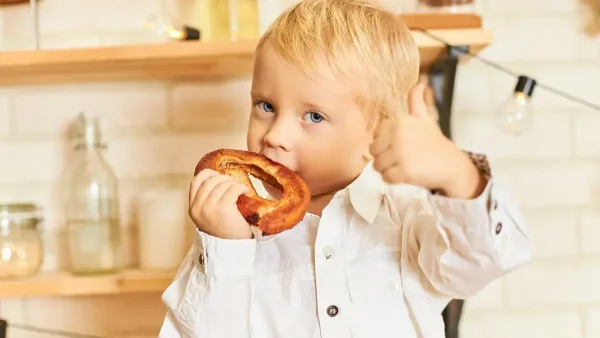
0,0,599,337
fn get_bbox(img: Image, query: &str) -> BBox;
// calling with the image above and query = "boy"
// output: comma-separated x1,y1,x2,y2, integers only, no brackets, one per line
159,0,532,337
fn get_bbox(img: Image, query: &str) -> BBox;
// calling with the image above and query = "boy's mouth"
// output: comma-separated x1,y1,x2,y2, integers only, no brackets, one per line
262,153,293,170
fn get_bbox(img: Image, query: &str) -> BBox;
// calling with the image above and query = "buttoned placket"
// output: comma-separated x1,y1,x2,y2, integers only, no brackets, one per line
314,192,350,337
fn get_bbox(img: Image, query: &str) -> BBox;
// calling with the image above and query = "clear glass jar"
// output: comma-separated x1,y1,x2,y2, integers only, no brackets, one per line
0,203,43,278
64,113,122,275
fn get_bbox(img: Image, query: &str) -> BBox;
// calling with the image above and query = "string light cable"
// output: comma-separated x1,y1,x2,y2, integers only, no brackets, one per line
418,28,600,112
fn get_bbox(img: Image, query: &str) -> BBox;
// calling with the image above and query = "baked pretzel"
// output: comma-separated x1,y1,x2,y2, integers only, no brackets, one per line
194,149,311,236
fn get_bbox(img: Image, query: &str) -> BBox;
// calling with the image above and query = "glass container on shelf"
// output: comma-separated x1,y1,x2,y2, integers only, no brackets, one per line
188,0,259,41
0,203,44,278
63,112,122,275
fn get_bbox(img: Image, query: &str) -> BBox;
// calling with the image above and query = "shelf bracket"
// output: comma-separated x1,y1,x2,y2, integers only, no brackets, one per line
428,44,468,338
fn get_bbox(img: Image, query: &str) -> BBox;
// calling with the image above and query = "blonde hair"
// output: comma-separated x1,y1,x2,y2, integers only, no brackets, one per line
256,0,420,124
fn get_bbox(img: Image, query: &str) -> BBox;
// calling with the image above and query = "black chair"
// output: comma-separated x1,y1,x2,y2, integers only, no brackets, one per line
443,299,464,338
0,319,7,338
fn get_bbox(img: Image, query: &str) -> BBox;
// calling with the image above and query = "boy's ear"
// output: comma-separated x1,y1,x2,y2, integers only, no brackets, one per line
408,82,429,118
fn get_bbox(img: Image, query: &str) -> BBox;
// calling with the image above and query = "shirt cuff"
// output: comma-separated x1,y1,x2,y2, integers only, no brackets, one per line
430,177,495,233
194,229,257,279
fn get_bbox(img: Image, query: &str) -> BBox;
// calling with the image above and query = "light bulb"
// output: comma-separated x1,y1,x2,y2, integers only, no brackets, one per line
493,76,537,136
143,13,200,41
144,13,186,40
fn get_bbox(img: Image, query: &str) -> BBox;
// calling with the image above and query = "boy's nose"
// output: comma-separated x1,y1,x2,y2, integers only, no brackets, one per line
263,119,293,151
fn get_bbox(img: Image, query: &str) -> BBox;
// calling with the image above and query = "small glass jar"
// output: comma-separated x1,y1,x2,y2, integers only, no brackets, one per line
0,203,43,278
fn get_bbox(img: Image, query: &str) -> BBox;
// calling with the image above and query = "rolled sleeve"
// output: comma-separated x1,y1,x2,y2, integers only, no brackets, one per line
196,229,258,279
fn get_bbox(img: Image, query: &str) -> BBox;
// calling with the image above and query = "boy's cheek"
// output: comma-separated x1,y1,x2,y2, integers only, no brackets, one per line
246,127,263,151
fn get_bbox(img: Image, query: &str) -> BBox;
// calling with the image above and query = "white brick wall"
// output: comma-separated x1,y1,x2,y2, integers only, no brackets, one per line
455,1,600,337
0,96,10,137
0,0,598,337
461,310,584,338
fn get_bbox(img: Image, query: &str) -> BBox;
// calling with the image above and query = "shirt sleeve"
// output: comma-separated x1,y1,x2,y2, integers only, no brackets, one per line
389,176,533,300
158,229,257,337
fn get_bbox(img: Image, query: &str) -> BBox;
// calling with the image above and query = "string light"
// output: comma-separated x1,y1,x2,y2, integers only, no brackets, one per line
417,29,600,136
493,75,536,136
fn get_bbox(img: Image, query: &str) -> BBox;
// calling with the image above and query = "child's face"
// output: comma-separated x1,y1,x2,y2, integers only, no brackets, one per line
247,43,373,197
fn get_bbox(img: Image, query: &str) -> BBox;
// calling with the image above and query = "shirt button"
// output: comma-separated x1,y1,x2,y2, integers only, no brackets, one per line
322,246,335,259
493,200,498,210
495,223,502,235
198,254,204,265
326,305,339,317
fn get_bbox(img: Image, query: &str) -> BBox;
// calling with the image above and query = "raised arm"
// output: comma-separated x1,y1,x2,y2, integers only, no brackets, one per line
389,175,532,299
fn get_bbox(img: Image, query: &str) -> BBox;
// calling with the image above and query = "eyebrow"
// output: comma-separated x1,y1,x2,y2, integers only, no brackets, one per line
250,89,272,100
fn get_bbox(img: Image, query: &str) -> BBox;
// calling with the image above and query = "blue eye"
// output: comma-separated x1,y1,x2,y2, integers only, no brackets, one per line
257,101,275,113
303,111,323,123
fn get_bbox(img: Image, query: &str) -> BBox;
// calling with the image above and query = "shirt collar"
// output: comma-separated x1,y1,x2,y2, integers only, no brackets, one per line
347,162,386,224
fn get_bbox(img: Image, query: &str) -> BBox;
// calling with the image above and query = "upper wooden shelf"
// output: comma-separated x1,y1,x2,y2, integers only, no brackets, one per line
0,269,174,298
0,13,492,86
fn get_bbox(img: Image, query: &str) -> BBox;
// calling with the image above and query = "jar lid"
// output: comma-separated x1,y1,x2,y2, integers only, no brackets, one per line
0,203,43,229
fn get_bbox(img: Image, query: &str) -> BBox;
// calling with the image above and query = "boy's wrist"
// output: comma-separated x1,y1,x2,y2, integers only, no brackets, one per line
438,150,489,199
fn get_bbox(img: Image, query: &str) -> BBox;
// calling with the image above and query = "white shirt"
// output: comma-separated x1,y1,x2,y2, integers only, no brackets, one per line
158,162,532,338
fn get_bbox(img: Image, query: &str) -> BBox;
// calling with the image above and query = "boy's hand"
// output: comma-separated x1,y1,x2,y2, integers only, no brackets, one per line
189,169,253,239
370,82,485,199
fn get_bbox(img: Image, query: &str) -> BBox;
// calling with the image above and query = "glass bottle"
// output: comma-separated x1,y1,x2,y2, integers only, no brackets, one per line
188,0,259,41
231,0,259,40
64,113,122,275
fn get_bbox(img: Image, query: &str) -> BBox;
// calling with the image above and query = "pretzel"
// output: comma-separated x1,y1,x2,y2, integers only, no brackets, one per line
194,149,311,236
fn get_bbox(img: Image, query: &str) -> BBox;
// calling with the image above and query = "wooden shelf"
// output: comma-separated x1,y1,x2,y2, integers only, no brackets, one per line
401,12,482,30
0,39,258,86
0,14,492,86
0,269,175,298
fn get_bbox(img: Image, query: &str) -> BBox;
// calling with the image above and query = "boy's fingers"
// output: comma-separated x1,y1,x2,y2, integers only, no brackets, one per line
190,169,219,202
219,183,251,205
192,174,232,207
